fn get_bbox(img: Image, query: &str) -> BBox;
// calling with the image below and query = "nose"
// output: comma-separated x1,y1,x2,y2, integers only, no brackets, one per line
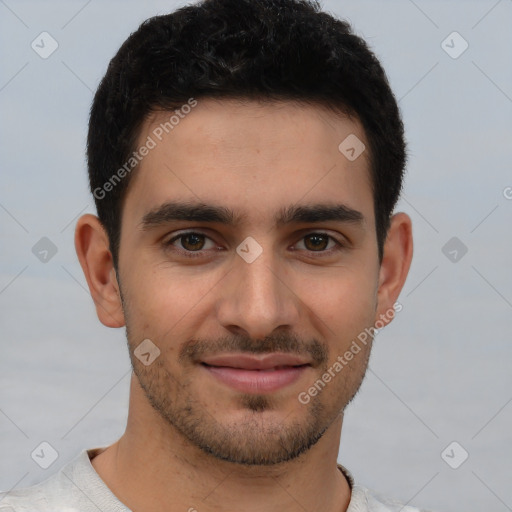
215,245,301,341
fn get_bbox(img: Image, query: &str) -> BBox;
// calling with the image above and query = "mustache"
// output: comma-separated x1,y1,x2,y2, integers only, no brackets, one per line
179,331,328,367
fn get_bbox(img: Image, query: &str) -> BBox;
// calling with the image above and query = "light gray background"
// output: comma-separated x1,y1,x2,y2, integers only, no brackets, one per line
1,1,511,511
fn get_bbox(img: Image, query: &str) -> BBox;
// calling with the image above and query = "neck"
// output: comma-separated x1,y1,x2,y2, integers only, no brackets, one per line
91,374,352,512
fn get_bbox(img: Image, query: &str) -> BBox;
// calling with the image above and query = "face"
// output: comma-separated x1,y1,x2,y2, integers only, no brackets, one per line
116,99,382,465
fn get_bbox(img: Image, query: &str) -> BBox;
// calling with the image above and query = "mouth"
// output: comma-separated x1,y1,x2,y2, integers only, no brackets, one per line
200,353,312,393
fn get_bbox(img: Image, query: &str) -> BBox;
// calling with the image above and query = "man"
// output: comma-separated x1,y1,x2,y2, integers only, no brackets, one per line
0,0,431,510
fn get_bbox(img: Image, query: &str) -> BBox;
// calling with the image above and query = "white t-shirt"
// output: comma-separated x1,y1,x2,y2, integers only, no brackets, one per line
0,447,433,512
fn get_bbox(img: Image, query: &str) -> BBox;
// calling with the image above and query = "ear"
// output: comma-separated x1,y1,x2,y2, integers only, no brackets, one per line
374,212,413,327
74,214,125,328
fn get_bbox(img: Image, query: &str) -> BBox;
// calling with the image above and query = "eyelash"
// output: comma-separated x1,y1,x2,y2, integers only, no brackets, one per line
163,231,345,258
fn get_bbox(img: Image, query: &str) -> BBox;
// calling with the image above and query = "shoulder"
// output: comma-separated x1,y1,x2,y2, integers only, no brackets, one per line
0,468,87,511
349,484,436,512
338,463,436,512
0,448,107,512
0,478,59,511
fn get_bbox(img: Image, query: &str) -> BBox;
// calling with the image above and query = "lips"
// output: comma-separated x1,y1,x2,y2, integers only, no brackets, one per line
200,353,311,393
201,353,312,370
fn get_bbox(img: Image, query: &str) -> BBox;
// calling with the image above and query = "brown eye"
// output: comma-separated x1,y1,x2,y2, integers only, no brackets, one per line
296,233,342,253
179,233,206,251
164,231,217,257
303,233,330,251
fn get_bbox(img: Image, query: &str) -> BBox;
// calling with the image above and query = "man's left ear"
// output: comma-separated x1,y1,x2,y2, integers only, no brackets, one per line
374,212,413,327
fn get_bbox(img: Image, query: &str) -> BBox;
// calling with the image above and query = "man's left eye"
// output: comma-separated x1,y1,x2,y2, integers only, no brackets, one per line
295,233,341,252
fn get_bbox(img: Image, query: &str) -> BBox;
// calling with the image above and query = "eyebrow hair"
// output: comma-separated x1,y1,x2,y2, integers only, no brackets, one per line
140,200,364,230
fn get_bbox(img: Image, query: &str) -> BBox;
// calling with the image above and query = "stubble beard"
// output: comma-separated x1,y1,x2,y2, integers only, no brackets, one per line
121,290,370,466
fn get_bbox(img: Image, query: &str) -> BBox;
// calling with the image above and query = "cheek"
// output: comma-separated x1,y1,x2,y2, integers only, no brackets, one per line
123,263,221,336
297,268,378,353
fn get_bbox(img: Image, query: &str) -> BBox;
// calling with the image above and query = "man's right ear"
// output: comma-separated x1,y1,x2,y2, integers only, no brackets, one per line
74,214,125,328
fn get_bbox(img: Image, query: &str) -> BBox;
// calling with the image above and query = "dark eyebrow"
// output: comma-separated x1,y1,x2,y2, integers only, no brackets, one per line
275,203,364,227
140,200,364,230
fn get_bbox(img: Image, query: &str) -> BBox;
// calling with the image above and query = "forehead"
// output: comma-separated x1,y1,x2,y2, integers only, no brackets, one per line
123,98,374,229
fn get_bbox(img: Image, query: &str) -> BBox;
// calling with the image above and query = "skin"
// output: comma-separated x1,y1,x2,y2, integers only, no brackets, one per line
75,98,413,512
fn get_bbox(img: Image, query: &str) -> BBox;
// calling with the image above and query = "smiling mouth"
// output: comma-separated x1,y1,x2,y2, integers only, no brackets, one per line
200,352,313,370
200,358,311,394
201,363,309,371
